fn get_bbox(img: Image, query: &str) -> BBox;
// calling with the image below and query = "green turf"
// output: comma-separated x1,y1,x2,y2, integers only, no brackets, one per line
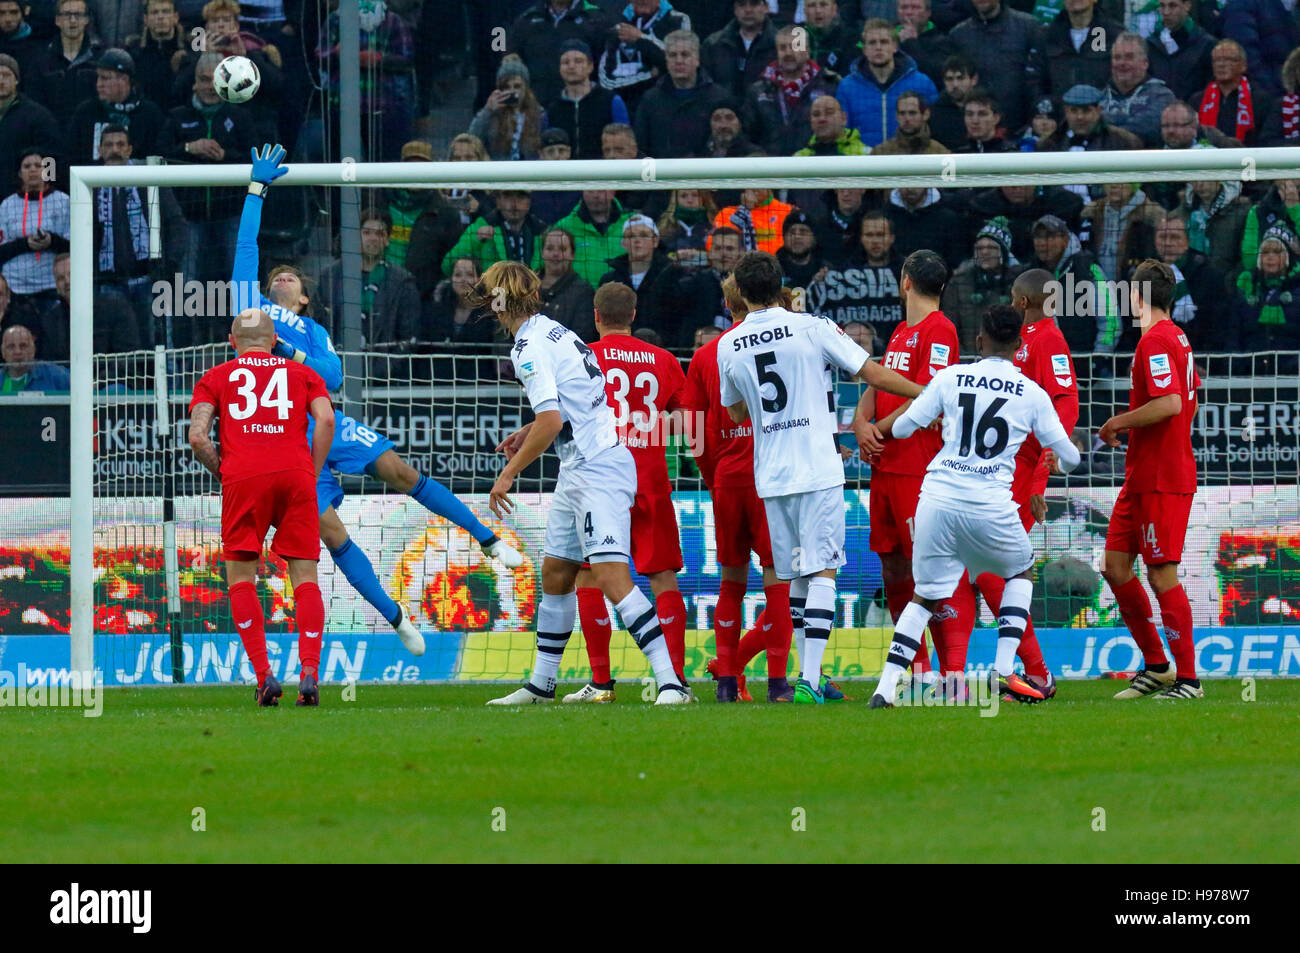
2,679,1297,863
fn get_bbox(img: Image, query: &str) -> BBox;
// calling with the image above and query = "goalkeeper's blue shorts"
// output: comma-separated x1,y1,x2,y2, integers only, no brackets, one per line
311,410,395,514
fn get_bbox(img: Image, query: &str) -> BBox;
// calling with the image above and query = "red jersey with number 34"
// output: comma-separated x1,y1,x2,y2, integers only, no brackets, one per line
1014,317,1080,467
1125,319,1199,494
190,353,330,484
874,310,959,475
590,334,686,491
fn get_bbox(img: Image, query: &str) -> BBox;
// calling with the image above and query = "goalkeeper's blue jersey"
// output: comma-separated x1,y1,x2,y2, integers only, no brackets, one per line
231,193,343,390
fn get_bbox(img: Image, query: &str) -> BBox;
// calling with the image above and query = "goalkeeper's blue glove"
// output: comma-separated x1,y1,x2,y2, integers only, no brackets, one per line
249,143,288,187
271,338,295,359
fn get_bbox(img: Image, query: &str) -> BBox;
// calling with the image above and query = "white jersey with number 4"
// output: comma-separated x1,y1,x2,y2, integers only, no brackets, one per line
717,306,868,498
511,313,620,468
897,356,1078,510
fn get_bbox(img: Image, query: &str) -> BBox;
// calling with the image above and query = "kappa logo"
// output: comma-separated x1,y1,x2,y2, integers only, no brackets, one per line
601,535,617,545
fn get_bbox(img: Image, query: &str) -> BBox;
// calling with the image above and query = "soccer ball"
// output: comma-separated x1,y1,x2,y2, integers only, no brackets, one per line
213,55,261,104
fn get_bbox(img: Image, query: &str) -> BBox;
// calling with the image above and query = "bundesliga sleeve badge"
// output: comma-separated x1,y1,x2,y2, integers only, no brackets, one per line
1149,353,1172,388
929,343,950,366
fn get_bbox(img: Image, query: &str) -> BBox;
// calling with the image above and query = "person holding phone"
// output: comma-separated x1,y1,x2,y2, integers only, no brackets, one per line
467,59,547,160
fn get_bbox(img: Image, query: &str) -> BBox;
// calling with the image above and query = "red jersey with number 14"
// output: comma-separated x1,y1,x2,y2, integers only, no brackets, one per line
190,353,330,484
590,333,686,491
1014,317,1079,467
874,310,959,475
1125,319,1199,494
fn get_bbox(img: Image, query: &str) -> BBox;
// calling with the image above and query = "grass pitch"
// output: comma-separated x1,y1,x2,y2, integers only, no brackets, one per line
2,679,1297,863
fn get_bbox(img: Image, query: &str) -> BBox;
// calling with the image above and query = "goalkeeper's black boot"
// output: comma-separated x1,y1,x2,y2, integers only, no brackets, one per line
256,673,282,707
296,672,319,707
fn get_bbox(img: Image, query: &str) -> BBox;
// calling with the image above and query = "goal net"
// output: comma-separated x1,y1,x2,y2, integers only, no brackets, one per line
33,151,1300,684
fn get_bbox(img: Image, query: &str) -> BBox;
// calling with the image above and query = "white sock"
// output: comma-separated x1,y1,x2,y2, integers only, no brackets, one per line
529,591,576,694
875,601,932,701
994,577,1034,676
614,588,679,689
789,576,808,675
800,576,836,684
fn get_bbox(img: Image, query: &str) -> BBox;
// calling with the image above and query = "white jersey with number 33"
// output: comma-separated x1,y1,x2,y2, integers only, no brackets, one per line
717,306,868,498
898,356,1076,510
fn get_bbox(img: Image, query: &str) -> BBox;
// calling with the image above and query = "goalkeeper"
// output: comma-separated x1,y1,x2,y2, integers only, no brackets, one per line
232,144,523,655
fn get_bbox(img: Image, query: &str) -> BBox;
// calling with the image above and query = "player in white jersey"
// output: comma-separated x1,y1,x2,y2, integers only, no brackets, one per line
864,305,1082,707
478,262,689,706
717,252,925,704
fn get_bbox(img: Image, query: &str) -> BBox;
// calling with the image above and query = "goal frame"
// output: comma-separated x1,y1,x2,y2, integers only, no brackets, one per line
67,147,1300,674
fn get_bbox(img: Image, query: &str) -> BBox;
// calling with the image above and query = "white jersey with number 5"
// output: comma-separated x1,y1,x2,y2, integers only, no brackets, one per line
511,313,620,468
717,306,868,497
898,356,1077,509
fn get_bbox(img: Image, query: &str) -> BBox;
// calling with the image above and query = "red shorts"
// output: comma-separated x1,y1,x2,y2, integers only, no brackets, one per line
630,488,683,575
869,470,923,557
713,484,773,568
221,469,321,562
1010,456,1049,533
1105,487,1194,565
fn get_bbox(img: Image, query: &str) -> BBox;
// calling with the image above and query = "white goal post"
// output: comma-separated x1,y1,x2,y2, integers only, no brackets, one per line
66,147,1300,674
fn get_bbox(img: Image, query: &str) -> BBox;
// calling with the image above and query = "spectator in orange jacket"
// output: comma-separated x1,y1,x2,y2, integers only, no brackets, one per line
708,188,793,254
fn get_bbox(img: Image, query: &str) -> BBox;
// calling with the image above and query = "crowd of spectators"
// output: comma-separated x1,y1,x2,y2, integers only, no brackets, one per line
3,0,1300,396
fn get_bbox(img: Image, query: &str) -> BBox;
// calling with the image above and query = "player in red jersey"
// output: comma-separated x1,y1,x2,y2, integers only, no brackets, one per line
1099,260,1202,699
687,277,797,702
563,283,690,702
852,250,965,683
188,309,335,707
935,269,1081,698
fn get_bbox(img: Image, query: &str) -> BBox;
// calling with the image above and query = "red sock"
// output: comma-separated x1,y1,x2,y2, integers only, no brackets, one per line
763,581,792,680
1112,575,1168,666
576,587,612,684
931,576,976,674
657,589,688,680
1156,584,1196,680
913,633,933,673
715,579,746,677
884,577,914,624
737,613,766,673
294,581,325,677
229,580,269,684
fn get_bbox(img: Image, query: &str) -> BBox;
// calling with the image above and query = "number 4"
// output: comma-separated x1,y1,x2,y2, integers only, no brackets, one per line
584,512,594,536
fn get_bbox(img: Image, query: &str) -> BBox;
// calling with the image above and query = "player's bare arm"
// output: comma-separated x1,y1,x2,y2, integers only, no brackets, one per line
725,399,749,424
187,402,221,478
875,401,920,439
490,410,563,517
852,385,885,457
1098,394,1182,447
495,423,533,460
308,396,334,476
857,358,924,399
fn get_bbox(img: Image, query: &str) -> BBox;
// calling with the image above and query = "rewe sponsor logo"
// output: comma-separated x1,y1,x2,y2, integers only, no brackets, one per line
49,883,151,933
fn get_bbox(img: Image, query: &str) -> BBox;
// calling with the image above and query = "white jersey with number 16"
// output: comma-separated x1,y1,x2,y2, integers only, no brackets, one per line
897,356,1078,510
717,306,868,498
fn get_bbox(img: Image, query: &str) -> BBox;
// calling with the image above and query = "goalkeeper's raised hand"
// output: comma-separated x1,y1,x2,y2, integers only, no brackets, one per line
249,143,288,187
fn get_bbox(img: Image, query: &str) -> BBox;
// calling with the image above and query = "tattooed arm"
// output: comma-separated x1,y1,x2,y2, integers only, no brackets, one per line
188,402,221,478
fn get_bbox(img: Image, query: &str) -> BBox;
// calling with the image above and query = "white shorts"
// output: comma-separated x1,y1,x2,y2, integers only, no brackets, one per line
762,485,847,580
544,444,635,565
911,499,1034,600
